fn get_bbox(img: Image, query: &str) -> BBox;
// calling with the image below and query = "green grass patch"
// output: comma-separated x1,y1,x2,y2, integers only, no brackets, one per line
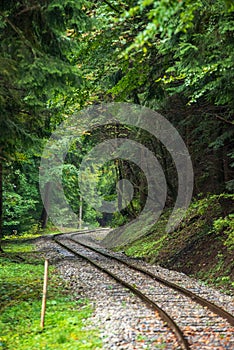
3,242,34,253
120,194,234,293
3,225,61,242
0,241,102,350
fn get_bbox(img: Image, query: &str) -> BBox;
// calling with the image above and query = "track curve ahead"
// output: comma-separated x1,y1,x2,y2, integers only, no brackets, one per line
51,231,234,349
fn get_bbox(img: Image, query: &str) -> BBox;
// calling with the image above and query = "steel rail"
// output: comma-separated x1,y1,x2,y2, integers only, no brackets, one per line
69,235,234,327
53,236,190,350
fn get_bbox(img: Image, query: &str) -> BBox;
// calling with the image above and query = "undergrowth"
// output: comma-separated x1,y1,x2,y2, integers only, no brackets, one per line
0,240,101,350
122,194,234,293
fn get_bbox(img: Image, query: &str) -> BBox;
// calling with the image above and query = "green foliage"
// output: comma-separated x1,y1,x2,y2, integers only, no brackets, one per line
180,193,234,232
120,0,234,107
0,0,90,158
213,214,234,249
75,0,234,200
189,194,222,216
0,0,94,243
2,157,41,234
0,240,101,349
0,0,233,241
122,193,234,292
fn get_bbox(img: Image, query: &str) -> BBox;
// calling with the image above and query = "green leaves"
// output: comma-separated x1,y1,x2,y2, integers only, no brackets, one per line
3,163,40,233
0,1,93,241
0,0,89,142
213,214,234,249
109,0,234,110
0,0,233,236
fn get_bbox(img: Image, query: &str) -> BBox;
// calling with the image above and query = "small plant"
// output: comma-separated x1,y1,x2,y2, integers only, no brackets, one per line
213,214,234,249
0,240,102,350
121,193,234,293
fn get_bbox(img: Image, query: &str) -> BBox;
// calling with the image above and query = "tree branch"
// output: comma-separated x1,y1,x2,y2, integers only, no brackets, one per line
102,0,121,14
0,11,39,57
215,114,233,125
16,6,41,17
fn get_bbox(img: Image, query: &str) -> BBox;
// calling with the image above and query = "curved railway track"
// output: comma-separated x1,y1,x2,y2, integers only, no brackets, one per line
51,230,234,349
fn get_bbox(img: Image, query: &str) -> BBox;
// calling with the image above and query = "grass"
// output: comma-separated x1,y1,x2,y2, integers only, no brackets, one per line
0,240,102,350
119,195,234,294
2,225,61,242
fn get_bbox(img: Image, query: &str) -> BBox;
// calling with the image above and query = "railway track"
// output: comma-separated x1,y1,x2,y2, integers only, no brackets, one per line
50,230,234,349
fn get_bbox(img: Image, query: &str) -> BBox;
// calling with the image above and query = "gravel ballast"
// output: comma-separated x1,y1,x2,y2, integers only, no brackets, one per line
36,231,234,349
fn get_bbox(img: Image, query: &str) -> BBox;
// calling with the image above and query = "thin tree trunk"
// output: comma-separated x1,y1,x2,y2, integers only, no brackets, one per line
0,162,3,252
117,160,123,212
79,196,82,229
40,207,48,229
39,181,51,229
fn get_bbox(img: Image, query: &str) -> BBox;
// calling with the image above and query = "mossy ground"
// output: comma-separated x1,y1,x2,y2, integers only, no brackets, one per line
0,239,102,350
119,194,234,294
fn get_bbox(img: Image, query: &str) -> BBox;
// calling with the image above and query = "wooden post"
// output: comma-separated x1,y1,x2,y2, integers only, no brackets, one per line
40,259,49,329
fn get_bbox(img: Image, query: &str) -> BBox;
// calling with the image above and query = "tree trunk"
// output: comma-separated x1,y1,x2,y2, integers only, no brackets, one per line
40,207,48,229
78,196,83,229
39,182,51,229
117,160,124,212
0,162,3,252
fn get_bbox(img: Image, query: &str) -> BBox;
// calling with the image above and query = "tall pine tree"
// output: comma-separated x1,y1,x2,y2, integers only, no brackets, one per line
0,0,90,249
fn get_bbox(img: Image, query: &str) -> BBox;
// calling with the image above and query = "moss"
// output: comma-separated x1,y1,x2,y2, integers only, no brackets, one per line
118,194,234,293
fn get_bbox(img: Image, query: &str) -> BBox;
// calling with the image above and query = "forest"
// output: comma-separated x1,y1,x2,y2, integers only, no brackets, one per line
0,0,233,252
